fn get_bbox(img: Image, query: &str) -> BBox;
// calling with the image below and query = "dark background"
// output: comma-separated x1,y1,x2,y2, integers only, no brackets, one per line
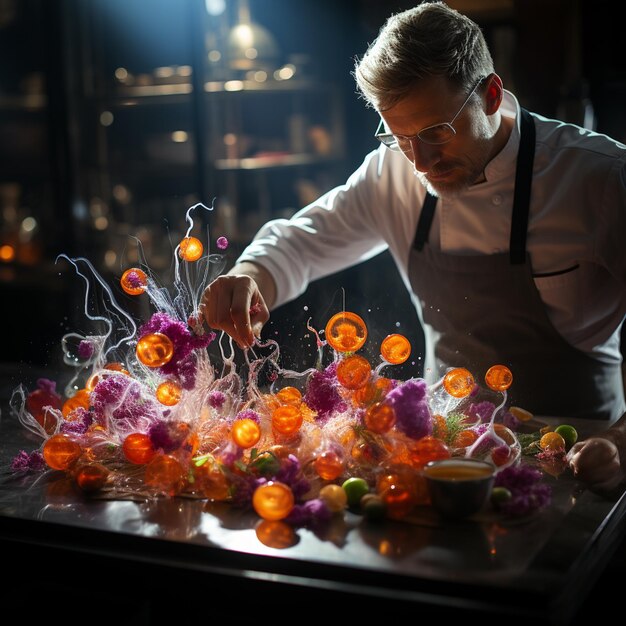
0,0,624,377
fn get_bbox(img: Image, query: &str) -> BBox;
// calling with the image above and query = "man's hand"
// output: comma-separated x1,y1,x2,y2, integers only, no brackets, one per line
200,262,275,348
567,436,623,491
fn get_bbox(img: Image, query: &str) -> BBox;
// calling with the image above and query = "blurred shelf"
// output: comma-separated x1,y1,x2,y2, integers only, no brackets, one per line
214,152,343,171
0,94,47,111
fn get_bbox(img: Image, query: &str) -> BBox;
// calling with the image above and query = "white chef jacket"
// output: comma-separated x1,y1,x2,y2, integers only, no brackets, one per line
238,91,626,366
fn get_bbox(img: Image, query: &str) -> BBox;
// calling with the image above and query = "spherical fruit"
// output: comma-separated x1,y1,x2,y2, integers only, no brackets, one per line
341,476,370,508
490,486,512,506
360,493,386,521
539,431,566,451
554,424,578,449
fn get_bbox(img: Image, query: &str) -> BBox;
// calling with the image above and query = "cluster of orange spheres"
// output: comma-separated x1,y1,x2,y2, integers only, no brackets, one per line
324,311,412,366
120,234,203,298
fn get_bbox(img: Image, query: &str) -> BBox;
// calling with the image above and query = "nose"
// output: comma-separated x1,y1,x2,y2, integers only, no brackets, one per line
405,137,441,172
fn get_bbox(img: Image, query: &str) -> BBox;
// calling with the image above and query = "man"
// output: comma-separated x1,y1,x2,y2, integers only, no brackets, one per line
201,2,626,487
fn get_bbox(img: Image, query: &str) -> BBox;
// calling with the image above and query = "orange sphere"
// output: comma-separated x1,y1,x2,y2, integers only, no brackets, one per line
136,332,174,367
122,432,156,465
364,402,396,434
380,334,411,364
255,520,297,549
324,311,367,353
179,236,203,262
120,267,148,296
408,435,451,470
452,429,479,448
144,454,186,496
193,463,231,500
485,364,513,392
272,405,303,436
313,450,344,480
376,472,419,519
156,380,182,406
252,481,295,521
104,362,130,374
336,354,371,390
231,418,262,448
353,377,393,407
275,386,302,405
43,434,82,471
26,388,62,433
443,367,475,398
75,462,109,492
62,388,91,420
539,431,566,451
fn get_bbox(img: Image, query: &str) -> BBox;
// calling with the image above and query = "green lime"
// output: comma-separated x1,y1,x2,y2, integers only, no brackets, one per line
554,424,578,449
490,486,512,506
341,477,370,508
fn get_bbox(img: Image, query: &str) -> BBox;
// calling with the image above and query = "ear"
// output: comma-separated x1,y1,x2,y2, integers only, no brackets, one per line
484,73,503,114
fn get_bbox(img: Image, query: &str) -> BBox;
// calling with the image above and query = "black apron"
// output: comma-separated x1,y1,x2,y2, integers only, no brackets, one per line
408,109,625,420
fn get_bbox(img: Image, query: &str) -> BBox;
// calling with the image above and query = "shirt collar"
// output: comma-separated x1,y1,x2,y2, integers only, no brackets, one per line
482,89,521,183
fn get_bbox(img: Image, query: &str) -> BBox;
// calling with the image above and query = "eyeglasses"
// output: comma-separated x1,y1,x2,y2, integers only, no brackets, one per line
375,77,487,150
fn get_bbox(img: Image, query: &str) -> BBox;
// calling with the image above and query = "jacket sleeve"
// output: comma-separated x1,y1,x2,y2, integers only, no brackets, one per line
237,148,394,308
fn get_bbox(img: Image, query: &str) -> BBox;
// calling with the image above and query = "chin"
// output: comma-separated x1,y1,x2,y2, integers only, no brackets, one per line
414,169,469,198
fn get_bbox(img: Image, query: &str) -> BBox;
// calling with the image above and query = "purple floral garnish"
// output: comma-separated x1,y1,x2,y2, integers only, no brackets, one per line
466,401,496,423
384,377,432,440
148,420,188,453
303,362,347,422
125,269,146,290
11,450,46,472
235,409,260,424
34,378,59,395
78,340,95,360
216,236,228,250
208,390,226,409
138,312,215,390
91,375,161,430
493,464,551,517
60,407,93,436
275,454,310,499
285,498,332,528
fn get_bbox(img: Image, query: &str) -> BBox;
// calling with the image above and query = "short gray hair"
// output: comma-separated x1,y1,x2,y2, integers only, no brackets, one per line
354,1,494,111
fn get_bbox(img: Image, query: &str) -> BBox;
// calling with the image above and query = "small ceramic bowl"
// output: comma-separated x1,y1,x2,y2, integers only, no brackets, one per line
423,458,496,519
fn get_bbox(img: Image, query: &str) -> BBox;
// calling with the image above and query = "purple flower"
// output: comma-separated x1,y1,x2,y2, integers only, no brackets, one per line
34,378,59,395
502,410,520,430
214,439,243,467
235,409,260,424
138,313,214,389
125,269,146,290
303,362,347,422
285,498,332,528
274,455,310,499
208,391,226,409
384,378,432,440
148,420,188,453
60,408,93,435
11,450,46,472
78,340,95,360
216,236,229,250
466,401,497,423
91,375,161,429
494,464,551,517
231,474,264,508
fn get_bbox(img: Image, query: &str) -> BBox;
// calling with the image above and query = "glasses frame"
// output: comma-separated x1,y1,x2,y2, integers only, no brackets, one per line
375,76,487,149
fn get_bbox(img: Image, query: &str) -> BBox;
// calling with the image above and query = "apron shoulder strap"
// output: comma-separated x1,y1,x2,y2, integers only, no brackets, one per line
412,192,437,251
509,108,536,264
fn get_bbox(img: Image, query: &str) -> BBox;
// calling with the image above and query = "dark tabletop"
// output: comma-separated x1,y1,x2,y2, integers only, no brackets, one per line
1,364,624,625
